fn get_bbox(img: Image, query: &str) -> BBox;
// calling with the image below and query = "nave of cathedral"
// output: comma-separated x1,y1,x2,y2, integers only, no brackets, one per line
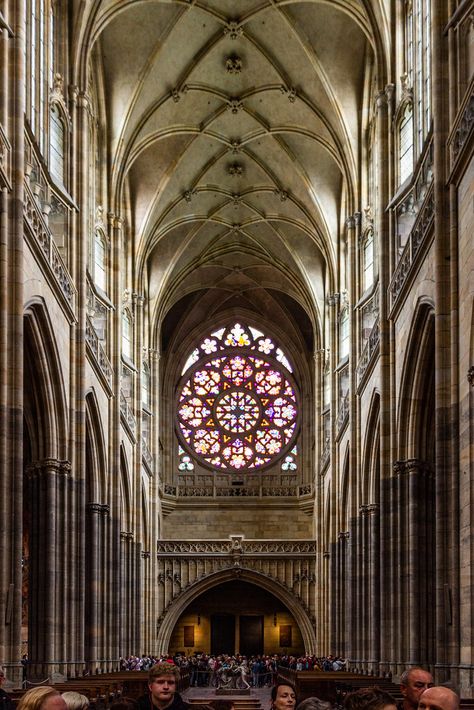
0,0,473,696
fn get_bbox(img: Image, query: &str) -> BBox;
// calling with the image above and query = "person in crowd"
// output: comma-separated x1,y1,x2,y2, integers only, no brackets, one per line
137,663,189,710
399,668,434,710
17,688,67,710
109,699,139,710
418,687,460,710
296,697,332,710
271,683,297,710
343,687,397,710
0,667,14,710
61,693,89,710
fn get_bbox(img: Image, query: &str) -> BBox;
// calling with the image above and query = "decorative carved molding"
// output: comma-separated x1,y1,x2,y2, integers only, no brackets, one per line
468,366,474,386
120,531,134,541
141,551,151,559
86,315,113,391
390,184,434,309
0,122,12,190
326,292,340,306
280,85,297,103
120,390,136,435
228,139,242,154
336,391,349,433
26,459,71,478
23,183,76,316
223,20,244,39
225,55,242,74
366,503,380,515
156,539,316,555
183,189,196,203
274,189,288,202
452,93,474,158
228,162,244,176
338,531,350,541
357,317,380,385
86,502,103,515
171,85,188,103
227,97,244,113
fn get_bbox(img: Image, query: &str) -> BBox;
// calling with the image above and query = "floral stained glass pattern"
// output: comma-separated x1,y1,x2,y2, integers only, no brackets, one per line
177,323,299,471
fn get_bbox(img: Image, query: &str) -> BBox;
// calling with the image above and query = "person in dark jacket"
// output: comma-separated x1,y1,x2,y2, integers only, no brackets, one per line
137,663,189,710
0,667,15,710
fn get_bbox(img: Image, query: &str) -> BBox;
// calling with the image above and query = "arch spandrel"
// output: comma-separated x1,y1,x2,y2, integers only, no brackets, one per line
156,566,317,655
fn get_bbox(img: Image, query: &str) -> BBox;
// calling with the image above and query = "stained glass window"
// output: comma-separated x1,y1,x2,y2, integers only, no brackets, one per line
177,323,299,472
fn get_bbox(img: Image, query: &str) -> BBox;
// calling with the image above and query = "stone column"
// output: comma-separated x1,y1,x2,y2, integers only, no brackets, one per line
26,458,71,679
374,85,391,676
432,0,459,683
367,503,380,673
108,213,124,667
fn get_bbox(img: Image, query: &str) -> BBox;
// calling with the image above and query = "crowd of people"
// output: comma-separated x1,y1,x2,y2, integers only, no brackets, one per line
0,660,462,710
118,654,347,686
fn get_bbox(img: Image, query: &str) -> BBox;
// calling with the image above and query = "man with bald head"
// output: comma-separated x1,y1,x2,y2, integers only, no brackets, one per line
418,687,460,710
400,668,434,710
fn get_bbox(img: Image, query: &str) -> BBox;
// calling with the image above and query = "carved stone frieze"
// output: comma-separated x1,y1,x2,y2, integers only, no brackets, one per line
452,94,474,158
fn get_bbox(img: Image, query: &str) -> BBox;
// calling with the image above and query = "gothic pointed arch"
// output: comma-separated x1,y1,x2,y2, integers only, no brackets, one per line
156,567,317,655
397,299,435,460
361,390,380,503
85,389,107,503
23,298,68,461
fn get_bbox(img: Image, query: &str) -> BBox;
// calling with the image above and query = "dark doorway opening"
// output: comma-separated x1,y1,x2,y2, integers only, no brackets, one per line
239,615,263,656
211,613,235,655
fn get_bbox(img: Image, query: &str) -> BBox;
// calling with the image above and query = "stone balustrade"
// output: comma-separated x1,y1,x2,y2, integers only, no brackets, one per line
23,181,76,318
85,314,113,391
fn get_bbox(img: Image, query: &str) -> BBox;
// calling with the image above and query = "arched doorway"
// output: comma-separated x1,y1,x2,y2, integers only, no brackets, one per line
169,580,304,656
157,568,317,655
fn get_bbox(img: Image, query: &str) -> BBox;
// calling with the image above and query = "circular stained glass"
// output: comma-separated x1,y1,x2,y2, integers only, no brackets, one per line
176,324,299,472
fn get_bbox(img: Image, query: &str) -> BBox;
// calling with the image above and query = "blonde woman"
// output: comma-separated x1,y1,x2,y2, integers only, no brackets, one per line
61,693,89,710
17,687,67,710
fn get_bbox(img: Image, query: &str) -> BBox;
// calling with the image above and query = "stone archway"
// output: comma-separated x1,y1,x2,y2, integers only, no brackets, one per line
156,567,317,654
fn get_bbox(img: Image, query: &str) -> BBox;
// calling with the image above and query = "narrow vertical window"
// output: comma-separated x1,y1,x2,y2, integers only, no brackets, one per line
339,308,349,360
94,232,107,292
363,232,374,291
399,104,414,183
122,312,132,360
142,362,151,408
50,105,65,183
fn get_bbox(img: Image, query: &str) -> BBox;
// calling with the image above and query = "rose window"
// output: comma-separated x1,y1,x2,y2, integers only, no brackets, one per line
176,323,299,472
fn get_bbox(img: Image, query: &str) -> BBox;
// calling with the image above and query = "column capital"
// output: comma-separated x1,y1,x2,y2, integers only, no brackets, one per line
141,551,151,559
86,502,103,515
375,89,387,110
26,458,71,478
338,531,350,541
346,215,356,230
366,503,380,515
322,550,330,559
120,531,134,541
359,504,369,516
326,292,340,307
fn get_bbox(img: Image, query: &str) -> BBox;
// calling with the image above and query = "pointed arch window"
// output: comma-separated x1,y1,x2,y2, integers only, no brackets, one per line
176,322,299,472
142,362,151,408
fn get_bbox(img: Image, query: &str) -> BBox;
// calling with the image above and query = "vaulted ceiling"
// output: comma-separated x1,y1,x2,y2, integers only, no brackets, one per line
77,0,389,359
